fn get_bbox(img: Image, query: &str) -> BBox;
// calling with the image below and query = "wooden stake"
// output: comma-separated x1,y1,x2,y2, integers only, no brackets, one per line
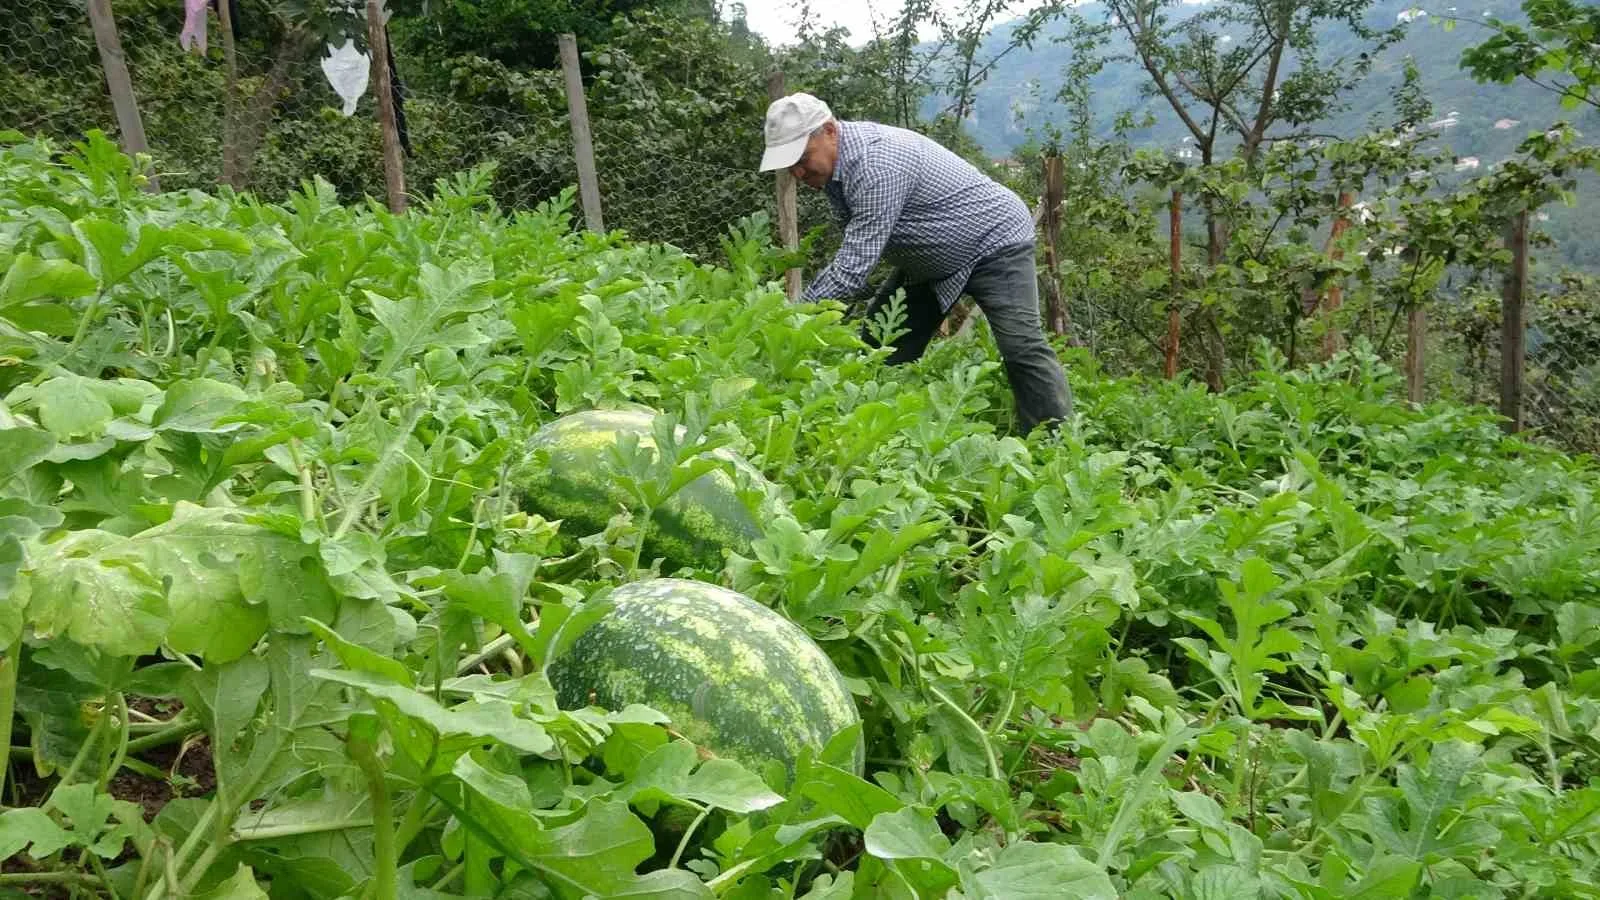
367,0,406,213
85,0,159,192
1041,154,1070,338
1406,304,1426,404
1321,191,1353,360
1501,208,1529,432
767,70,802,301
1166,189,1182,379
1203,201,1226,391
559,33,604,232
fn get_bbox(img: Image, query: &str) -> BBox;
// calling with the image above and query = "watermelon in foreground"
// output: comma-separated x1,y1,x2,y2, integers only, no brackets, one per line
512,407,773,572
547,578,864,778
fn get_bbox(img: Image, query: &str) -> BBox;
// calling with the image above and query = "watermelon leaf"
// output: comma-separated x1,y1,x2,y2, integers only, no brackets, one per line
795,762,901,830
0,253,97,308
0,426,56,483
963,843,1116,899
862,807,959,893
445,760,661,900
602,869,713,899
622,741,784,815
310,669,557,757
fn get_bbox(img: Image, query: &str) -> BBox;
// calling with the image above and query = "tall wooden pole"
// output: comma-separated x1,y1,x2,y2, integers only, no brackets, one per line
1321,191,1354,360
767,71,802,301
1041,154,1070,338
559,33,604,232
1166,189,1182,379
1406,305,1426,404
1501,209,1529,432
85,0,159,192
367,0,406,213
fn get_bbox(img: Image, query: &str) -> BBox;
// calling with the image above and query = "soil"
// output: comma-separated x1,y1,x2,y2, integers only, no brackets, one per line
1028,743,1082,773
6,696,217,826
2,698,219,895
108,734,217,824
6,751,55,809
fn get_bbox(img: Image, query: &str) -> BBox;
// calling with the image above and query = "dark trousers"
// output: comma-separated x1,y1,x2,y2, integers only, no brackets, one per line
859,242,1073,434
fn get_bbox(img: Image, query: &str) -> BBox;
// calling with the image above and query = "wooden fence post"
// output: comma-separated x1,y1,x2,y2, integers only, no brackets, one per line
1501,208,1529,432
767,70,801,301
1165,189,1182,379
1321,191,1354,360
367,0,406,213
85,0,159,192
1406,305,1426,404
559,33,604,233
1041,154,1070,338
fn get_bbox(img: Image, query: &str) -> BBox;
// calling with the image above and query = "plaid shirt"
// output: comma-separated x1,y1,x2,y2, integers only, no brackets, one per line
802,120,1035,313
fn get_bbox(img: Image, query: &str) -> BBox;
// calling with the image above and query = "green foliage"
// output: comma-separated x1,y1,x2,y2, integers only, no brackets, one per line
1101,0,1403,163
1461,0,1600,111
388,0,689,70
3,134,1600,898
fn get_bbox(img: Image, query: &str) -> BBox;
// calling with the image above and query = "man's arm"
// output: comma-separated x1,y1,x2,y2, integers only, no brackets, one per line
802,150,916,302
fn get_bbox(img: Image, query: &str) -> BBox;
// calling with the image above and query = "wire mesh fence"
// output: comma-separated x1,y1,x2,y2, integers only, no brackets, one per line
0,0,792,260
4,0,1598,455
1428,276,1600,455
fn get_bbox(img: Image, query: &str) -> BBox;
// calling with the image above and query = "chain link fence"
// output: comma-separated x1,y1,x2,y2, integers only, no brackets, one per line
5,1,1598,455
0,0,810,265
1430,275,1600,454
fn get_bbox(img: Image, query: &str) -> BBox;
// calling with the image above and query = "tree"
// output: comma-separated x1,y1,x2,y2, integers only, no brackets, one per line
1094,0,1400,388
209,0,367,188
1460,0,1600,113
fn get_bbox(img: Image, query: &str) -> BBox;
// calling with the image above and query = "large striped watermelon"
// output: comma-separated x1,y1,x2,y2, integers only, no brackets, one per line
512,407,776,573
547,578,864,778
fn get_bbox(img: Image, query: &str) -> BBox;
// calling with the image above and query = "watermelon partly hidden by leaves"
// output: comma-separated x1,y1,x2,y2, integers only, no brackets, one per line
513,407,774,572
547,578,864,779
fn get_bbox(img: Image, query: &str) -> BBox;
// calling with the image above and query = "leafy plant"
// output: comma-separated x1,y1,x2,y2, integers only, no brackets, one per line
1,133,1598,899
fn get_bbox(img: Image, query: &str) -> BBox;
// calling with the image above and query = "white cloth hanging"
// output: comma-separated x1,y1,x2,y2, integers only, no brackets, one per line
179,0,208,54
320,39,370,117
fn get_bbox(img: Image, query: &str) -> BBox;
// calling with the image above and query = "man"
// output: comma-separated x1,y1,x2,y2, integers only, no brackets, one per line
758,92,1073,435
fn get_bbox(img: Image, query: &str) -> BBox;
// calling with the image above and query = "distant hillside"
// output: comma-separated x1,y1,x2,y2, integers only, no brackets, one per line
933,0,1600,269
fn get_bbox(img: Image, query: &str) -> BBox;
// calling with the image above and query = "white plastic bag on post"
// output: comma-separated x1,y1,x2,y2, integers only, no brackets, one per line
320,38,370,116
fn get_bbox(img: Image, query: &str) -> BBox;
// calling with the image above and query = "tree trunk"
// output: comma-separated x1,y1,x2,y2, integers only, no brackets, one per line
85,0,159,192
1501,209,1529,432
1241,11,1291,165
1321,191,1354,360
1203,202,1227,392
1041,154,1070,339
218,0,240,189
232,31,316,189
1202,310,1226,393
1166,189,1181,379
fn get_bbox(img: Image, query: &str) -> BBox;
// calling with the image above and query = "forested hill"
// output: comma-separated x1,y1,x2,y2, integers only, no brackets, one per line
939,0,1600,267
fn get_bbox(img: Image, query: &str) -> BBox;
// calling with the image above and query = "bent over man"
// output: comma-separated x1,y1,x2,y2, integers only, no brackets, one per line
758,92,1073,435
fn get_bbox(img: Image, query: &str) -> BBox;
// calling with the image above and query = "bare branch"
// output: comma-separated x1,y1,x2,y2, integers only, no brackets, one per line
1109,0,1211,144
1242,8,1290,159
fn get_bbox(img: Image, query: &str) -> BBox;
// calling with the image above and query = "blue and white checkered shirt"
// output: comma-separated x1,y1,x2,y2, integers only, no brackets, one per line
802,120,1035,313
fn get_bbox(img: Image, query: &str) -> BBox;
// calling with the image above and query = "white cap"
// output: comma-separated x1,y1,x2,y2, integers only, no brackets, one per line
759,93,832,171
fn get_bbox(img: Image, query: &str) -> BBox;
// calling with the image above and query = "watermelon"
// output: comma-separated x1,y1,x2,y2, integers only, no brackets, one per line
547,578,863,778
512,408,776,573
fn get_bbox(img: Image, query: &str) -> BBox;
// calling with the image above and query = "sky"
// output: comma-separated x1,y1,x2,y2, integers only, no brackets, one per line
738,0,1208,47
739,0,999,48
